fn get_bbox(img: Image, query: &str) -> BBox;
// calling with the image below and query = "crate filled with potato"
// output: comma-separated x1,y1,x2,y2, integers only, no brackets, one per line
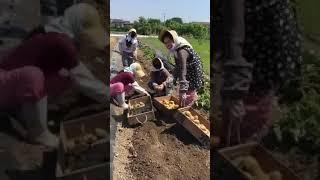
57,111,109,176
174,107,210,148
153,95,180,115
127,95,155,126
213,142,301,180
56,162,109,180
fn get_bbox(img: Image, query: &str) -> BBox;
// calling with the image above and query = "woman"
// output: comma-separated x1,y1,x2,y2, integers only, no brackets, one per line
216,0,302,146
110,62,149,110
118,28,138,68
0,3,108,148
159,30,204,107
148,57,173,96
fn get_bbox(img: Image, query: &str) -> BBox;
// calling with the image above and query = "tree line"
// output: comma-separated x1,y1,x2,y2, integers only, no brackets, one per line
112,17,210,40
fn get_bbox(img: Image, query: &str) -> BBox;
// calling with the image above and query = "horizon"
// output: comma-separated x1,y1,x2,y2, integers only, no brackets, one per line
110,17,210,23
110,0,210,23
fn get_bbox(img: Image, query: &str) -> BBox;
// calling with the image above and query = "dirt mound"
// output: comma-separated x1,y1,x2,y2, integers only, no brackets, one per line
129,120,210,180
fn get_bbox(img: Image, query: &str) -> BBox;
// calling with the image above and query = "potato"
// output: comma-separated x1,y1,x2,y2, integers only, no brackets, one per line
169,101,174,104
95,128,108,138
204,129,210,136
184,111,192,117
193,119,200,124
238,156,269,180
135,104,141,108
199,124,207,131
162,100,170,105
193,115,198,120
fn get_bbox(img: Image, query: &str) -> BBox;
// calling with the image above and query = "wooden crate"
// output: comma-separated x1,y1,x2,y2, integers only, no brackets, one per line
58,112,109,174
127,96,155,126
174,107,210,147
56,163,109,180
153,95,181,115
213,142,301,180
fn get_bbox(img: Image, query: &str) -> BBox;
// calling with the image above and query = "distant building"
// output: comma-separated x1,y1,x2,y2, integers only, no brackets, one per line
111,19,133,28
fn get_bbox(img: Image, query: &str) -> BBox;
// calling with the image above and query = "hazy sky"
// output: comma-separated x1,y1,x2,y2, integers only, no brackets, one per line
110,0,210,23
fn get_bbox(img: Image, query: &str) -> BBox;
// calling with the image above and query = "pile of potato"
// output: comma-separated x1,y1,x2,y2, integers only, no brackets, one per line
232,156,283,180
161,99,179,109
66,126,108,153
130,102,145,109
183,111,210,136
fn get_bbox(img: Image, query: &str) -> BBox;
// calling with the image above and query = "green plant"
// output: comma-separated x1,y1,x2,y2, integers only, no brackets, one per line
195,80,210,112
274,50,320,153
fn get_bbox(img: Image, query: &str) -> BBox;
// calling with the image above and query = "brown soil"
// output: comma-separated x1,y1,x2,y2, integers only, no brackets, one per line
129,120,210,180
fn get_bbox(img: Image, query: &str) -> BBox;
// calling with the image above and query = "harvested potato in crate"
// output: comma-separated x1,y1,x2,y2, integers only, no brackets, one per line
182,110,210,136
129,99,151,116
174,107,210,147
214,143,301,180
153,95,180,115
127,96,155,125
58,112,109,173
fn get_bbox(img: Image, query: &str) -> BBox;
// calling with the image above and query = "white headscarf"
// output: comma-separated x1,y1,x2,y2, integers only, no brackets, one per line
44,3,91,41
151,57,164,72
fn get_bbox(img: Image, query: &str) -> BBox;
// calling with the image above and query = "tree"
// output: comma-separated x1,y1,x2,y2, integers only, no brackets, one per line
167,17,183,24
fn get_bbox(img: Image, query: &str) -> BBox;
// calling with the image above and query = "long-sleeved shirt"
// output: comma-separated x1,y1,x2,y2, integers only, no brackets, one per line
150,68,171,85
110,71,147,95
118,36,138,54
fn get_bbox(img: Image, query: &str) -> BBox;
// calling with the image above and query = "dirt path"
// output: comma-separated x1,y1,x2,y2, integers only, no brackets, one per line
110,36,210,180
111,36,137,180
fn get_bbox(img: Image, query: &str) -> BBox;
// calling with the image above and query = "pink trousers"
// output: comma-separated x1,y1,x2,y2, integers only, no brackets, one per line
110,82,132,97
0,66,71,108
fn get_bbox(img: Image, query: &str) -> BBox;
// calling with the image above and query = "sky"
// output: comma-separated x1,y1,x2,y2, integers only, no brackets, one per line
110,0,210,23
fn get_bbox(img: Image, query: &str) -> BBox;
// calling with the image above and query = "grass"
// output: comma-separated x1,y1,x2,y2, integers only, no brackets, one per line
296,0,320,37
140,37,210,74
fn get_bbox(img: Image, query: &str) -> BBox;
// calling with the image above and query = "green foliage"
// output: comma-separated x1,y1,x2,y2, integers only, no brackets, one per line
195,80,210,111
166,17,183,24
128,16,209,39
274,51,320,153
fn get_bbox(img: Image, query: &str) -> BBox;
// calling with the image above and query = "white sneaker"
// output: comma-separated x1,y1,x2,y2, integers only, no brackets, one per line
33,130,59,148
